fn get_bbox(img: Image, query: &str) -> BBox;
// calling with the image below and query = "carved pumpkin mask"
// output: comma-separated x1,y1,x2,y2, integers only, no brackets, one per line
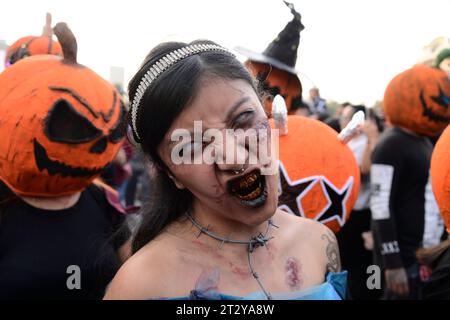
246,61,303,116
0,23,125,197
383,65,450,136
271,116,360,233
4,13,62,67
430,124,450,233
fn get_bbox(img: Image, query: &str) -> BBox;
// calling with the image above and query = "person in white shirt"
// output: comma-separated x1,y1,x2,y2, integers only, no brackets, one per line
337,104,382,299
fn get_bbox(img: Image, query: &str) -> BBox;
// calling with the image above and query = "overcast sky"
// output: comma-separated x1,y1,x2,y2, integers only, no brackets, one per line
0,0,449,106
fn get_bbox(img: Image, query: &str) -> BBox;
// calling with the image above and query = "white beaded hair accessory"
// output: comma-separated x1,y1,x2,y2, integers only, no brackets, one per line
129,43,234,143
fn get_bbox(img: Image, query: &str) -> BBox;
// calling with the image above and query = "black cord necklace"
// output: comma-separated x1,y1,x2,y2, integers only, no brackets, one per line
185,213,278,300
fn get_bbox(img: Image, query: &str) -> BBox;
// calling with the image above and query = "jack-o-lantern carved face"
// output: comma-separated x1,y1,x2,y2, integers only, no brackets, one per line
383,65,450,136
246,61,302,116
5,14,62,67
271,116,360,233
430,124,450,233
5,35,63,67
0,23,125,197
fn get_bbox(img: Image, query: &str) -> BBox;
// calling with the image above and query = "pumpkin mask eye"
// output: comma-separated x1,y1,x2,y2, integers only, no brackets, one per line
430,86,450,110
9,45,30,65
263,81,281,99
45,99,102,143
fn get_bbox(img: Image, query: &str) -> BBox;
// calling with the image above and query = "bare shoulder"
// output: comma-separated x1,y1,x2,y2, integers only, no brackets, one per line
273,210,341,273
273,209,330,239
317,225,342,273
103,240,173,300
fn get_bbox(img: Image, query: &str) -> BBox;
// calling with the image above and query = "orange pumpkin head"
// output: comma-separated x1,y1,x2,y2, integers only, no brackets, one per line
383,65,450,136
271,115,360,233
246,61,302,116
430,124,450,233
0,23,125,197
5,13,62,67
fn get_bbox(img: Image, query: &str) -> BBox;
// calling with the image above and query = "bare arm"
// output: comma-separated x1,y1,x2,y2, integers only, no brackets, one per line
321,229,342,273
104,254,160,300
360,119,379,175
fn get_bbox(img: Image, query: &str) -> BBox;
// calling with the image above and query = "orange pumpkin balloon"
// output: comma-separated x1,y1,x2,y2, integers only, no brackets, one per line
383,65,450,136
4,13,62,67
271,115,360,232
430,124,450,233
0,23,125,197
246,61,302,116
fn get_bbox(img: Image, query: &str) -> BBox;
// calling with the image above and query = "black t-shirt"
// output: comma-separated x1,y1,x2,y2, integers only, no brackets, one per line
0,184,129,299
423,246,450,299
370,127,434,269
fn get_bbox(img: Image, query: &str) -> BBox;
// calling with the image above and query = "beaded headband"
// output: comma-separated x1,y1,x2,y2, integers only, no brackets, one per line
129,43,234,143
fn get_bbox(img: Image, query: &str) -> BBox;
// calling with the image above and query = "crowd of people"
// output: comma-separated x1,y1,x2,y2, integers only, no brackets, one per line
0,3,450,300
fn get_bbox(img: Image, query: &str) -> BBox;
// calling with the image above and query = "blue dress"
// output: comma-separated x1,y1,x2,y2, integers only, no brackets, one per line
168,271,347,300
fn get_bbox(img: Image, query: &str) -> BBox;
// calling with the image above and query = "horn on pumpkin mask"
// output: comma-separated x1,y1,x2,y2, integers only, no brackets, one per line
272,95,288,136
337,111,365,144
53,22,77,64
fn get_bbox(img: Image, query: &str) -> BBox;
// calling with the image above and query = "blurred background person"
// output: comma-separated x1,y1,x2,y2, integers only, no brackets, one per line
370,65,448,300
325,101,352,132
307,87,329,121
337,104,383,299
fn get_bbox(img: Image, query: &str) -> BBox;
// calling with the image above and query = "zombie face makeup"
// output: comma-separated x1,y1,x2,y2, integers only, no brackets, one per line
158,78,278,226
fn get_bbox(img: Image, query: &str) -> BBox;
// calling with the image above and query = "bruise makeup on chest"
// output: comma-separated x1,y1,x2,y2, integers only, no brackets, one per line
285,257,303,290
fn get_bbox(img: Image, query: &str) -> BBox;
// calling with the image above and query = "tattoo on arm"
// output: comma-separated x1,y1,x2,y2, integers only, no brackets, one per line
321,230,341,273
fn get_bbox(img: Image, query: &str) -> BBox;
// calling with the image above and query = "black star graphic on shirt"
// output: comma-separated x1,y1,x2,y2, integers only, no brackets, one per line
278,162,316,217
316,177,353,226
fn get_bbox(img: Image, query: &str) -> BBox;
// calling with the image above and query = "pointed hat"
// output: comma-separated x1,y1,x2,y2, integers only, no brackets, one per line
235,1,305,75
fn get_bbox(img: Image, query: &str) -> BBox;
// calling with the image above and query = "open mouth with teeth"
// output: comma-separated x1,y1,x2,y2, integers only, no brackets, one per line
228,169,267,208
33,139,108,178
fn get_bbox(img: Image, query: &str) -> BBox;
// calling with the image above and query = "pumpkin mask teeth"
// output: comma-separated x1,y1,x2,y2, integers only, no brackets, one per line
33,139,108,178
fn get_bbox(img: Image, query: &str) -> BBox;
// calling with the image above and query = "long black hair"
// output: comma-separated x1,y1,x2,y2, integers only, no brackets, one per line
128,40,260,253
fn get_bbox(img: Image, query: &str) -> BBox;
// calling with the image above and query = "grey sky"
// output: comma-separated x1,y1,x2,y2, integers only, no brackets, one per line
1,0,449,106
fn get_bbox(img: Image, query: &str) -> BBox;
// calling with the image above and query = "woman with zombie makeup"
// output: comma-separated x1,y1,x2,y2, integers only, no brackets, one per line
0,23,132,299
104,39,347,300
